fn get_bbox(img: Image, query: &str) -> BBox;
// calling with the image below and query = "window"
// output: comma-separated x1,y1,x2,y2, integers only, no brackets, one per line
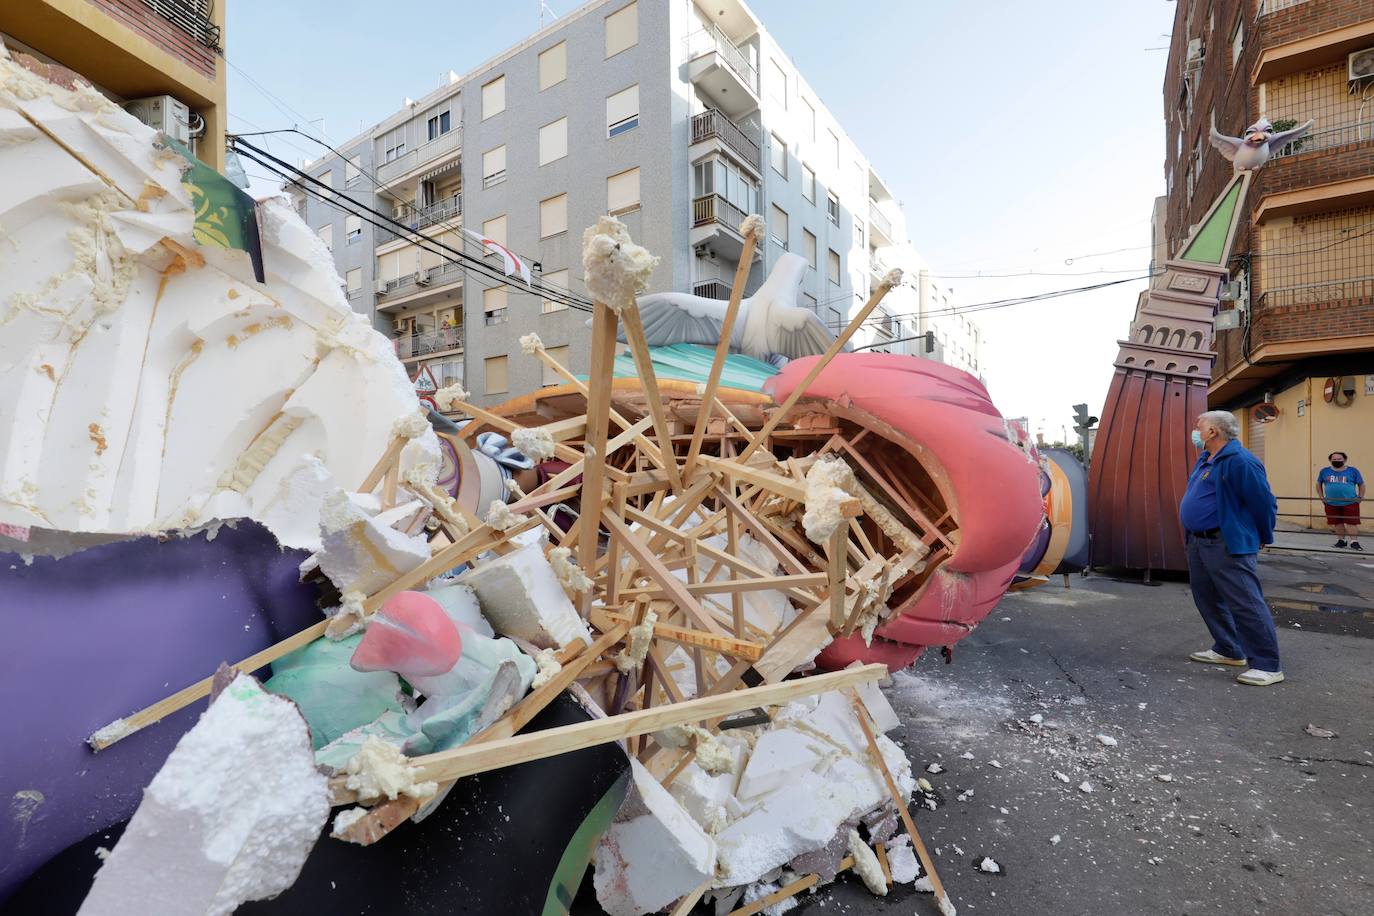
826,192,839,224
801,99,817,142
426,103,452,142
770,204,789,250
483,145,507,188
381,126,406,163
803,229,816,268
606,1,637,58
607,167,640,215
854,222,863,249
802,292,817,311
542,268,570,313
346,267,362,296
826,306,841,330
540,193,568,238
769,59,787,109
770,133,787,177
345,214,362,242
607,84,639,137
482,76,506,119
543,345,570,386
317,224,333,252
827,249,840,285
1230,16,1243,68
484,354,509,393
828,129,840,167
482,214,507,246
539,117,568,165
802,165,816,203
344,156,361,185
483,286,509,326
313,169,334,189
539,41,567,90
693,158,759,216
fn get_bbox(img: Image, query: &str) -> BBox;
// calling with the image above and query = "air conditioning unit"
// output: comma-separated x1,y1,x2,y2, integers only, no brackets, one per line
1186,38,1205,67
1349,47,1374,83
122,95,191,144
415,274,432,286
1218,280,1243,301
375,280,389,295
1214,309,1242,330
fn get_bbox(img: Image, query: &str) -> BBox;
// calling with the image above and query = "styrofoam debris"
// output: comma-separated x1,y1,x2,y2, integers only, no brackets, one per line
975,856,1001,874
847,829,887,895
460,541,592,648
885,835,920,884
926,763,945,774
1077,781,1093,794
1096,734,1118,747
1053,771,1070,784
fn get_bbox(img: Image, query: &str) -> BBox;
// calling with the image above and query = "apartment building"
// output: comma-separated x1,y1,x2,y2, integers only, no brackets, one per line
1163,0,1374,523
1,0,227,169
295,0,963,408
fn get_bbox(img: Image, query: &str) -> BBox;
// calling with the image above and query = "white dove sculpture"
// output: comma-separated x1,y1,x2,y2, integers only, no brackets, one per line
1209,117,1314,172
610,252,837,362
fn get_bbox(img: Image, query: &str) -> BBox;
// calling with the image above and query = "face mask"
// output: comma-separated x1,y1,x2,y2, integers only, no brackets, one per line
1191,430,1205,449
1332,460,1346,468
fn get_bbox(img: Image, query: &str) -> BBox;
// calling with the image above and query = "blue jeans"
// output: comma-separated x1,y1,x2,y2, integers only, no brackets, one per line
1185,533,1282,672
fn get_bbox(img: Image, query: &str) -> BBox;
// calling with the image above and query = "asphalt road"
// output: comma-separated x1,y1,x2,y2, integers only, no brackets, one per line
793,548,1374,916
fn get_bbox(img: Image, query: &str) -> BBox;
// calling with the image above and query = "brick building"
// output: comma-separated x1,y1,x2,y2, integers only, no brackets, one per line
1,0,226,169
1163,0,1374,525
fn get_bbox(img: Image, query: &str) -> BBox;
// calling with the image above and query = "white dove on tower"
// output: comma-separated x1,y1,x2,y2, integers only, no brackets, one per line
1209,117,1314,172
609,252,838,362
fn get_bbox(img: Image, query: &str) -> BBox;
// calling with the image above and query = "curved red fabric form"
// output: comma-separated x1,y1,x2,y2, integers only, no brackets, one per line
764,354,1044,670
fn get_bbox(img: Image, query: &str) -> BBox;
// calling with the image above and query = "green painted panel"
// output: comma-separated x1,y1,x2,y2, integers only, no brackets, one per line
1180,177,1243,265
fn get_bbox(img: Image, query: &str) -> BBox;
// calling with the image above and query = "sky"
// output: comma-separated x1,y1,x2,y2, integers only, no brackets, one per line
226,0,1179,441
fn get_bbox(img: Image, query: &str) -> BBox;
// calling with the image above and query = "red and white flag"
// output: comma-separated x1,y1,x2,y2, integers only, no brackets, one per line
462,227,532,288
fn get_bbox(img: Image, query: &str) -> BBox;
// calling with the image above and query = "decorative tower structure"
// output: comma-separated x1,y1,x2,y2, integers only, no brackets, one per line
1087,171,1251,573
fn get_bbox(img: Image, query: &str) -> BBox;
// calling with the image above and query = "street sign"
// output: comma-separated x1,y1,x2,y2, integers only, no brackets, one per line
1253,403,1280,423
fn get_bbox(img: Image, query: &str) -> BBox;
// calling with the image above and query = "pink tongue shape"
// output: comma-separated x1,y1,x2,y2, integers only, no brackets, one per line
350,591,462,677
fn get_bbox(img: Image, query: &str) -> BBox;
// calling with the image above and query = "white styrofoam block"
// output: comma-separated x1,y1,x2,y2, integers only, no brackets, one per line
734,728,828,802
77,674,328,915
848,665,901,733
313,489,430,596
459,541,591,648
594,759,717,916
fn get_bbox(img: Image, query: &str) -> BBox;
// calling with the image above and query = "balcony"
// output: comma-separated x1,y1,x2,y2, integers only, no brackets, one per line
1258,276,1374,312
1257,0,1312,16
693,193,747,234
691,109,761,172
691,193,759,262
378,194,462,245
684,24,759,118
376,128,462,187
1270,120,1374,162
393,326,463,360
692,279,732,300
868,200,895,247
376,261,464,310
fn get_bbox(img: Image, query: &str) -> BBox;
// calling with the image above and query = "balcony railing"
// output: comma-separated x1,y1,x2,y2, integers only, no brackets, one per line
378,262,464,300
692,279,731,300
378,195,462,244
868,201,893,241
376,128,462,185
1270,120,1374,161
693,193,747,235
1258,276,1374,311
691,110,761,172
1257,0,1311,16
142,0,220,49
393,327,463,360
684,23,758,95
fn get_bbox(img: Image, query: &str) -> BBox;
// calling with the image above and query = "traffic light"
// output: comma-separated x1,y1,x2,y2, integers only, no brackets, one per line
1072,403,1098,436
923,330,935,354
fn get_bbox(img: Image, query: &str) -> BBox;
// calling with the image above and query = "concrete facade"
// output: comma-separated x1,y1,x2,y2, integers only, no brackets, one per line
293,0,974,408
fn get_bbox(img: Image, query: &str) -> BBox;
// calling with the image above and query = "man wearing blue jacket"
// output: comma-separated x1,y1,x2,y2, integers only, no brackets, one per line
1179,410,1283,686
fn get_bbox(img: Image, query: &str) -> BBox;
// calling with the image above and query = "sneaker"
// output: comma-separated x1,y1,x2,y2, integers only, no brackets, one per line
1189,649,1248,666
1334,539,1348,549
1236,669,1285,687
1352,541,1364,551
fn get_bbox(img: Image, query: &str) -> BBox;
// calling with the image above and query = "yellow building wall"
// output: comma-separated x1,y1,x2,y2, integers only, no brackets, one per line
1262,376,1374,531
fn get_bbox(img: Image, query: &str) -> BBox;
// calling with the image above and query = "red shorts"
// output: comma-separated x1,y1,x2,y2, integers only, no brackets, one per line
1324,502,1361,525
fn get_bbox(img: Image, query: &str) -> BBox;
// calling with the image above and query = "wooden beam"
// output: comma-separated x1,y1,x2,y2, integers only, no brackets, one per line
577,301,621,585
683,227,759,478
358,435,406,493
600,610,766,661
602,508,729,636
618,304,684,493
89,620,329,751
828,527,848,630
739,276,899,461
409,665,887,784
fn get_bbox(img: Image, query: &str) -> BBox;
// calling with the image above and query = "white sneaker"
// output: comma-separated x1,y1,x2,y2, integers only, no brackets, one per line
1189,649,1247,667
1236,669,1285,687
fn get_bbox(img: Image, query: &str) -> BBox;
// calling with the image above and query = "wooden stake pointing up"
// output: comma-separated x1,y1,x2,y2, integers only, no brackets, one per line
739,275,900,462
683,224,760,478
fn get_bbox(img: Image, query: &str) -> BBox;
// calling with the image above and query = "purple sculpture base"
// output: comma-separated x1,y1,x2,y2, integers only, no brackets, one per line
0,521,321,903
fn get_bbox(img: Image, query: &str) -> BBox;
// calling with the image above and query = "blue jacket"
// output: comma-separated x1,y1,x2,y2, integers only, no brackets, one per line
1198,439,1276,555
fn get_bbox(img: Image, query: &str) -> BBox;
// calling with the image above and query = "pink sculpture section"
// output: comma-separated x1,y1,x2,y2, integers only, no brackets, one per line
350,591,463,679
764,353,1046,670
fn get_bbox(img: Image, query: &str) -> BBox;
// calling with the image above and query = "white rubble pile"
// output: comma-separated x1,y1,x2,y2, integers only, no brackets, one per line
313,488,431,597
0,45,437,544
77,673,328,915
593,760,716,916
594,683,914,914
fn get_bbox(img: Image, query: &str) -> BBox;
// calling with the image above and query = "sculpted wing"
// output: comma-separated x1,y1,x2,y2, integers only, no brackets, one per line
1266,119,1315,151
766,305,842,360
1208,126,1245,162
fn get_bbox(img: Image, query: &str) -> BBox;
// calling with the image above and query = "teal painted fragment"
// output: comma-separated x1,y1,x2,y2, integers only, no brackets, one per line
602,343,779,392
